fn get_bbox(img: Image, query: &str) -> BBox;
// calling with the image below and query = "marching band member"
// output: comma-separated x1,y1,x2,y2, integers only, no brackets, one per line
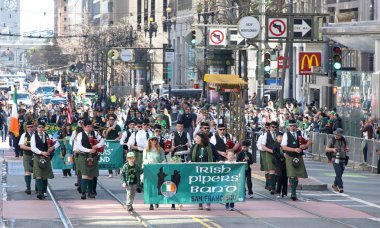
19,121,35,195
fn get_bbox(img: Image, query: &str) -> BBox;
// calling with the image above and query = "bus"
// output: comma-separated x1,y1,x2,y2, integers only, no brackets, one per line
161,89,202,99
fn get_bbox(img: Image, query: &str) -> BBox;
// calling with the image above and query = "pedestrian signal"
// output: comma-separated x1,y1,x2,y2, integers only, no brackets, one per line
332,46,342,70
264,52,271,78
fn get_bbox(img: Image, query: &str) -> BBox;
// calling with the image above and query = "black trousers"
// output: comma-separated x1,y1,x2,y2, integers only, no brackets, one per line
275,160,288,195
245,169,253,195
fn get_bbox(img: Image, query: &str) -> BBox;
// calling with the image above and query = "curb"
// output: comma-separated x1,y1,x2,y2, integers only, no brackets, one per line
252,173,328,191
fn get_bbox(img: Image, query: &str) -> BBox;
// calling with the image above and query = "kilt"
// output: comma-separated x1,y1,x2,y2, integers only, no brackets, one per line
23,153,34,173
33,155,54,179
285,155,308,178
78,153,99,177
74,152,82,175
260,150,267,171
264,152,276,171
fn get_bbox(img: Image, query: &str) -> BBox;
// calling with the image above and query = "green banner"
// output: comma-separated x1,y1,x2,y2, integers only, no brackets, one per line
45,124,78,135
51,140,124,170
143,163,246,204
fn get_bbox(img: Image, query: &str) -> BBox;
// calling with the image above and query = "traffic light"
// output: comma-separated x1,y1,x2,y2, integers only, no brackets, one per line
332,46,342,70
263,52,271,78
69,64,76,73
191,29,196,45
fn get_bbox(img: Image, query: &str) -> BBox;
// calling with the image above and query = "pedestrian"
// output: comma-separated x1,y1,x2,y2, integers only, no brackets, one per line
272,132,287,198
224,149,237,211
58,123,73,177
121,152,142,211
281,120,312,201
18,121,35,195
143,135,166,210
325,128,349,193
257,122,270,190
236,140,253,198
188,132,218,211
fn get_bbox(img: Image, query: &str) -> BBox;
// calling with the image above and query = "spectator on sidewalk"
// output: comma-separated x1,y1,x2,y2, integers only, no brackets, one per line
325,128,349,193
360,117,375,165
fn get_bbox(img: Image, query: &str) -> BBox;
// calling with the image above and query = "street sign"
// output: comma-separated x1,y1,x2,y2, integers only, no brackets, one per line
85,62,92,73
229,29,245,46
238,16,260,39
293,18,312,39
277,56,289,69
165,49,175,63
120,49,133,62
267,18,287,38
299,52,321,75
209,28,227,46
263,85,281,90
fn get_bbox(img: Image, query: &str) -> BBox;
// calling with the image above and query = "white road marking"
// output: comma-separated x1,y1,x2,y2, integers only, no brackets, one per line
320,199,352,202
347,197,380,209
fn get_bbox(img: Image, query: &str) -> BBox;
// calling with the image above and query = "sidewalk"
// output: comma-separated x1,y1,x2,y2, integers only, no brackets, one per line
251,161,328,191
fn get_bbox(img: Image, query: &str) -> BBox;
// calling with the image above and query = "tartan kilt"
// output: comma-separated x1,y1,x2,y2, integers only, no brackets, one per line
23,153,34,173
74,152,82,175
79,154,99,177
285,155,308,178
264,152,276,171
33,155,54,179
260,150,268,171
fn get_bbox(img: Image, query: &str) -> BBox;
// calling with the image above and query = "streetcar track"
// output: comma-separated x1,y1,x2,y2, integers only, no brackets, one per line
47,185,74,228
97,180,151,228
253,191,358,228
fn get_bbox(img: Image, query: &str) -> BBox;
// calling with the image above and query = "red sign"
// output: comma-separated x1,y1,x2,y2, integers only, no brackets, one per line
277,56,289,69
221,87,241,92
299,52,321,75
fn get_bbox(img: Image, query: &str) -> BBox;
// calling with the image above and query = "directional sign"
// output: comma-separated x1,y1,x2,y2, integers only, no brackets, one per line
268,18,287,38
238,16,260,39
293,18,312,39
229,29,245,46
209,28,226,46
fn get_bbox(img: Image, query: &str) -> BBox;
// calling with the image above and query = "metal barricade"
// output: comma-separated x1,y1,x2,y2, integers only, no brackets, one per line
309,132,380,172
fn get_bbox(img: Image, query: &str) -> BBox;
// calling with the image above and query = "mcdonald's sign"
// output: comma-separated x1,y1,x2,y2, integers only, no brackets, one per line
299,52,321,75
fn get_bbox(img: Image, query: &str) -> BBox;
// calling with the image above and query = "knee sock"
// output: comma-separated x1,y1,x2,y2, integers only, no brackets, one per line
37,179,44,193
265,173,269,187
267,174,272,190
24,175,31,189
87,180,93,194
43,179,48,193
289,178,297,196
81,179,88,194
93,177,97,192
270,174,277,191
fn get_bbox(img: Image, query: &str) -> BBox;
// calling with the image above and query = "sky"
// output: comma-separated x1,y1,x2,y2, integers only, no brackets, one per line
20,0,54,33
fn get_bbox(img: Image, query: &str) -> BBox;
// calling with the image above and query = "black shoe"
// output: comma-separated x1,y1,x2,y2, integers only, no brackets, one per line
93,190,97,196
77,187,82,193
68,172,72,177
171,204,176,210
74,183,79,187
149,205,154,210
37,193,43,200
291,195,297,201
25,189,31,195
339,189,344,193
127,205,133,211
88,193,96,198
270,190,275,195
81,193,86,200
155,204,159,208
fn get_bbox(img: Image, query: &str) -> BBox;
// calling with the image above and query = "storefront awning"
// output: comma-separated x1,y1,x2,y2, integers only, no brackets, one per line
204,74,247,86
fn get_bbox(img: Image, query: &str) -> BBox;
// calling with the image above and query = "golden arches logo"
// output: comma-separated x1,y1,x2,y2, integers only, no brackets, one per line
301,54,320,70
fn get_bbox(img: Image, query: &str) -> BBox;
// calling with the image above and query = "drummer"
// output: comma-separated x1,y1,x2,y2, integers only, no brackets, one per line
169,121,191,158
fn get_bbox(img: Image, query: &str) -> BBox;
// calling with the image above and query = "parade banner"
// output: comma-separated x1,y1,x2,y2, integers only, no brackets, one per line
51,140,124,170
45,124,78,135
143,163,246,204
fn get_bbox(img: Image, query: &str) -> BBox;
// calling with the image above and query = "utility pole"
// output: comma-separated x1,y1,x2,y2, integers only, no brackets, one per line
288,0,294,99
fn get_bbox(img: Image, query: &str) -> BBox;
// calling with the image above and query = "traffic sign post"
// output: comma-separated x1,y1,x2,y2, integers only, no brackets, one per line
293,18,312,39
267,18,287,39
209,28,227,46
229,29,245,46
120,49,133,62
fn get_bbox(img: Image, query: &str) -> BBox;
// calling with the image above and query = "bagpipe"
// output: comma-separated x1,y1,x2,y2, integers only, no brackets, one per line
226,135,242,153
85,132,105,168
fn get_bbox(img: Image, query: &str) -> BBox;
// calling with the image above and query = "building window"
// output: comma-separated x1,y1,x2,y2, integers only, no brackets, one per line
177,0,191,11
64,6,67,11
369,0,375,20
137,0,142,30
109,1,113,12
9,14,11,19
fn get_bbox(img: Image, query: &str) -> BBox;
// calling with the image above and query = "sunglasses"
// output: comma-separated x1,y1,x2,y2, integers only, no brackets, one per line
202,127,210,129
27,126,34,128
150,138,158,141
271,126,277,128
154,130,161,132
142,123,148,126
37,126,44,128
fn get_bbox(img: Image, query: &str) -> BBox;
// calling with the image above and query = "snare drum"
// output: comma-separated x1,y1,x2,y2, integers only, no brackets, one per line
174,150,190,163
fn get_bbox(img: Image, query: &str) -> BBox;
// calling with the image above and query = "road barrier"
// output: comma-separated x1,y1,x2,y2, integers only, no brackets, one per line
309,132,380,173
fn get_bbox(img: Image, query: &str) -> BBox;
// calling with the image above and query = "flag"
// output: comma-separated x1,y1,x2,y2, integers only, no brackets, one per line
77,77,86,96
10,87,20,137
162,182,176,193
56,76,62,94
67,92,73,124
28,75,40,94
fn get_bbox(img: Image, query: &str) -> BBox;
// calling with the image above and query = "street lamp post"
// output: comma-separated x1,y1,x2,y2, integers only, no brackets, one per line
197,0,214,104
144,18,158,95
162,7,176,100
126,25,137,96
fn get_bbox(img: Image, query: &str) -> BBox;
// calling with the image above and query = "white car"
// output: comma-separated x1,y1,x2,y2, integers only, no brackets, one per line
7,91,33,107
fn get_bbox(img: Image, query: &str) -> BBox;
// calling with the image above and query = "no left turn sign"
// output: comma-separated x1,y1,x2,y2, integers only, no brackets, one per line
209,28,226,46
268,18,287,38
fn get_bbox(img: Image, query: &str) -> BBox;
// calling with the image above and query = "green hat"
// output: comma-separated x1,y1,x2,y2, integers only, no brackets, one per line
126,152,135,158
149,135,158,140
330,111,336,115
